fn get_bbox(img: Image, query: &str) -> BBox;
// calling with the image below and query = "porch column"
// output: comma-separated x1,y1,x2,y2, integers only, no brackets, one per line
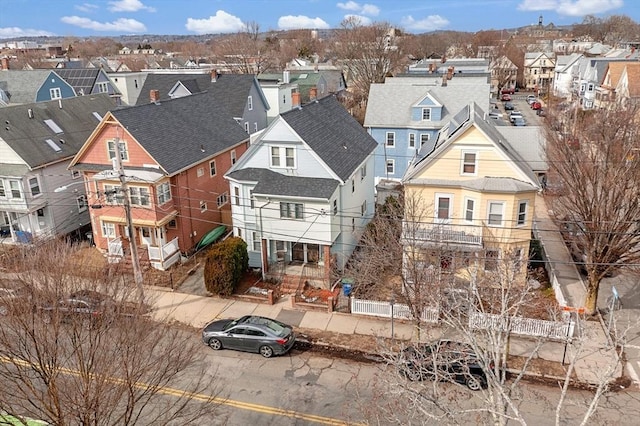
323,245,331,283
261,239,269,278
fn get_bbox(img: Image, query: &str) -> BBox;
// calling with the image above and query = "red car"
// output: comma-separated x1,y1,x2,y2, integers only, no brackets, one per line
501,87,515,95
531,101,542,110
500,93,512,101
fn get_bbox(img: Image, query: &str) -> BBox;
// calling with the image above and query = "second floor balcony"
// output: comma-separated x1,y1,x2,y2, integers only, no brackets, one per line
402,222,483,247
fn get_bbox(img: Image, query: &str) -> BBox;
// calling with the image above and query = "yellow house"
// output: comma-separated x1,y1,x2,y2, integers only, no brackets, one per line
401,103,541,281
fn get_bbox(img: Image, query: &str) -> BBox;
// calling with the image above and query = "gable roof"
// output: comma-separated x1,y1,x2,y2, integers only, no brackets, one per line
109,92,249,175
364,76,490,128
0,94,116,169
208,74,267,118
280,96,377,181
403,102,540,188
0,70,51,105
134,73,211,105
602,62,628,87
622,62,640,97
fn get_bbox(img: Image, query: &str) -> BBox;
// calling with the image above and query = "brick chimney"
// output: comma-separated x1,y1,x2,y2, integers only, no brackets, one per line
447,66,454,80
309,87,318,101
1,57,9,70
292,91,301,108
210,69,218,82
150,89,160,103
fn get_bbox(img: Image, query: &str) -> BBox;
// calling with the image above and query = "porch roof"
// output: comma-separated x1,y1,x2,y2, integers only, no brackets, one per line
100,210,177,227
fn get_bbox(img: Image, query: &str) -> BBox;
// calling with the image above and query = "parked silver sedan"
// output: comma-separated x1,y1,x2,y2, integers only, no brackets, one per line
202,315,296,358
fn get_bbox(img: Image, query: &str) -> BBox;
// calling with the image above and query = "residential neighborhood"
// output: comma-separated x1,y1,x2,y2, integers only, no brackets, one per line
1,7,640,425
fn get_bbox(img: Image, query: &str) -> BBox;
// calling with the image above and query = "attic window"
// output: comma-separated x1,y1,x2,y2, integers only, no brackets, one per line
44,138,62,152
92,112,103,121
44,119,63,134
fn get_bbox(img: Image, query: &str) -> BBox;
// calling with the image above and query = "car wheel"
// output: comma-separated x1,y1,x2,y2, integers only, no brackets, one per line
259,345,274,358
208,338,223,351
466,374,484,391
0,306,8,316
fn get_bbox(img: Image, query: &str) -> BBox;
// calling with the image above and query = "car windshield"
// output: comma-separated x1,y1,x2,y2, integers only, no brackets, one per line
246,316,290,336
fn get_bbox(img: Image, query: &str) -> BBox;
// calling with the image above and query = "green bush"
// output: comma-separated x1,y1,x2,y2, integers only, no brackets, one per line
203,237,249,295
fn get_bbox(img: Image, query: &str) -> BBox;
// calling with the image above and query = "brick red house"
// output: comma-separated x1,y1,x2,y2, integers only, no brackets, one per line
69,92,249,270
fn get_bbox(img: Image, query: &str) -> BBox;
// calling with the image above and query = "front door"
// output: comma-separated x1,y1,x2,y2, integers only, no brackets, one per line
292,243,304,263
140,226,153,246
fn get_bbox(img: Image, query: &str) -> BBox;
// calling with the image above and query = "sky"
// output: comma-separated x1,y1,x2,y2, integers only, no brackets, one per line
0,0,637,39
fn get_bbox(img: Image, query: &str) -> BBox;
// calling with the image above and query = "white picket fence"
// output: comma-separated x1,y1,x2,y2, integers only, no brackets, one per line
350,298,440,323
350,298,574,340
470,311,574,340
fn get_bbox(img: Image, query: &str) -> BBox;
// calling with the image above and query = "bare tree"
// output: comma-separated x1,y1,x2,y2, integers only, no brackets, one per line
331,18,405,104
572,15,640,45
214,22,274,73
0,241,224,425
545,102,640,315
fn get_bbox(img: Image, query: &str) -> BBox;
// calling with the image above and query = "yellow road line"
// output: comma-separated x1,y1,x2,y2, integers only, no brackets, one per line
1,356,362,425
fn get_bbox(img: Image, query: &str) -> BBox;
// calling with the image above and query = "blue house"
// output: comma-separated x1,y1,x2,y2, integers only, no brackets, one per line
364,75,490,184
36,68,120,103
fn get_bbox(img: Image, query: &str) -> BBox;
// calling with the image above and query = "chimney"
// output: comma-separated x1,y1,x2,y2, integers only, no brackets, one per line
283,70,290,84
441,73,448,87
309,87,317,101
210,69,218,82
150,89,160,103
0,57,9,70
428,62,434,73
292,91,301,108
447,66,454,80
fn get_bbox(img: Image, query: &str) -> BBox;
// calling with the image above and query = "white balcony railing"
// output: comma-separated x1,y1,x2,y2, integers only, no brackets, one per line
403,223,482,246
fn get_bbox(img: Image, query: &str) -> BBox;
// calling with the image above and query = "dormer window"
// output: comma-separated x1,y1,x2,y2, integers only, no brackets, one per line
50,88,61,100
461,151,477,175
422,108,431,121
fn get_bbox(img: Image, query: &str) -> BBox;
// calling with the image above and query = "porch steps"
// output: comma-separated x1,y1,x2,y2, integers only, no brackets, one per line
280,274,303,294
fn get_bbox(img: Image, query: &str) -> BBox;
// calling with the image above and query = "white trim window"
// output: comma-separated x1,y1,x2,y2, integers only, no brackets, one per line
104,184,121,205
0,180,5,198
231,150,237,165
435,194,452,223
280,202,303,219
420,134,430,147
360,164,366,181
252,231,261,251
77,195,88,213
461,151,478,175
386,132,395,147
517,200,528,226
421,108,431,121
216,192,228,207
244,122,249,133
233,186,240,206
408,133,416,148
247,95,253,111
50,87,61,100
8,180,21,199
28,177,41,197
270,146,296,168
97,82,109,93
386,159,395,175
209,160,217,176
129,186,150,206
464,198,475,222
197,167,204,177
157,182,171,205
361,200,367,217
107,139,128,161
200,201,207,213
101,221,116,238
487,201,505,226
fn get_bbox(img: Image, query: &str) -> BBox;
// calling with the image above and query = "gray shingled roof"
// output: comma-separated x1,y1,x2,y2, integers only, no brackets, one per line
0,94,116,169
208,74,259,118
364,76,490,129
112,92,248,175
227,168,339,199
496,126,547,172
0,70,50,105
281,96,378,182
134,73,211,105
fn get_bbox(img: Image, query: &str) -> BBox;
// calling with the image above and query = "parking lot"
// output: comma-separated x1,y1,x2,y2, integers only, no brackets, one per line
490,94,546,127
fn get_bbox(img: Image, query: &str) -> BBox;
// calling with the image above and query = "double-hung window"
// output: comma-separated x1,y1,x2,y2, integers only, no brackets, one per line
29,177,40,197
107,140,128,161
216,192,228,207
435,194,452,222
517,201,528,226
104,184,120,205
461,151,477,175
270,146,295,168
408,133,416,148
280,202,303,219
9,180,21,199
422,108,431,120
386,132,395,147
50,88,61,100
77,195,88,212
464,198,475,222
129,186,150,206
488,202,505,226
0,181,5,197
252,231,261,251
101,221,116,238
157,182,171,205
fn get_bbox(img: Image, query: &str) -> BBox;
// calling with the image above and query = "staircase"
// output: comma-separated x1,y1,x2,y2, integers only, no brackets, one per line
280,274,303,294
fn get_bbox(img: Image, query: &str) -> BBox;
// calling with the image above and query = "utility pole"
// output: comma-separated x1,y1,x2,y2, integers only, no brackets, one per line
114,137,144,302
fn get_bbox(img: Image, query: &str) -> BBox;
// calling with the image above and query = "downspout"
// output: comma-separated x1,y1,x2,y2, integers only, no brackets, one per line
258,200,272,281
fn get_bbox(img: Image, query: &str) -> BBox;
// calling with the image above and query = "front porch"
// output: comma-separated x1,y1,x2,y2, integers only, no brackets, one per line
107,236,180,271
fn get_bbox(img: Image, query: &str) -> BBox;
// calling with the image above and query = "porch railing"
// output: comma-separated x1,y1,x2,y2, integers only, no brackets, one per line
147,237,179,262
403,222,483,246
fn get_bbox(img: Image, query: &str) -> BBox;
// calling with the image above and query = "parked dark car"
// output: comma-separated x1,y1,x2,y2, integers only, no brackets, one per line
398,340,491,391
0,280,38,316
40,290,147,326
503,102,515,111
202,315,296,358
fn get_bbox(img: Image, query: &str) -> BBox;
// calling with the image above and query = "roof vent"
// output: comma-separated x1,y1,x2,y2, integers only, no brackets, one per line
28,109,34,119
58,99,63,109
200,144,205,152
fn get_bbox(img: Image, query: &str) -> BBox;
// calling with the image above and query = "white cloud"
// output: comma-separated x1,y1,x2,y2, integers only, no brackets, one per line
343,14,372,25
278,15,330,30
337,1,380,16
108,0,155,13
0,27,55,38
185,10,245,34
60,16,147,32
517,0,623,16
401,15,450,32
75,3,99,13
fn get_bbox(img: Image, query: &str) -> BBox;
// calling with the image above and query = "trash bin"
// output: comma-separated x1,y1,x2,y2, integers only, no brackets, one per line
342,278,354,297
